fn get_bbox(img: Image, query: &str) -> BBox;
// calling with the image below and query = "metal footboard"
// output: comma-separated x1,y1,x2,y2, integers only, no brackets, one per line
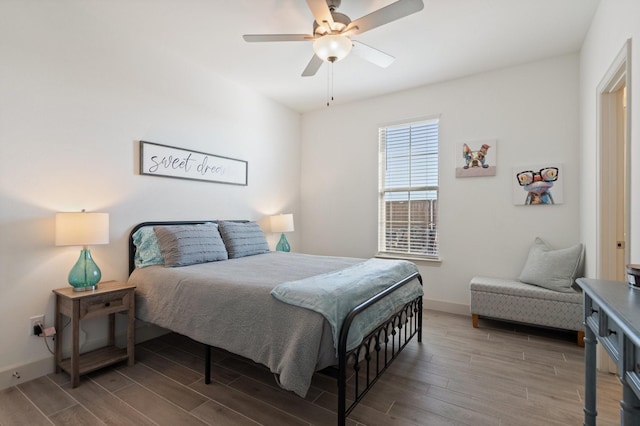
337,272,423,426
203,272,423,425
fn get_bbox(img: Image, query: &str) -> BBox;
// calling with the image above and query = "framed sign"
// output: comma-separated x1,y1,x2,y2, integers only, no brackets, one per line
140,141,248,186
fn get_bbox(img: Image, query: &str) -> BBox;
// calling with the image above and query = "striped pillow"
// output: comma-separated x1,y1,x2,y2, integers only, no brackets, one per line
218,221,270,259
154,223,228,267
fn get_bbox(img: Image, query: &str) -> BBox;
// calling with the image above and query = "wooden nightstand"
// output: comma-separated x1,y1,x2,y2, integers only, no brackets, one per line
53,280,136,387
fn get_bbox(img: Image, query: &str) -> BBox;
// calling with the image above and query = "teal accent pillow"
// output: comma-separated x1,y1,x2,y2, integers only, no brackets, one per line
132,226,164,268
154,223,228,267
218,221,270,259
518,237,584,292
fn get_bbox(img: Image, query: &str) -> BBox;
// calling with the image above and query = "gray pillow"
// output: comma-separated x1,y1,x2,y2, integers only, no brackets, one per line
154,223,228,267
518,237,583,292
218,221,270,259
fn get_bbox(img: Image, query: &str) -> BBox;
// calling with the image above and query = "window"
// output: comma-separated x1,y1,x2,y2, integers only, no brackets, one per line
378,118,439,259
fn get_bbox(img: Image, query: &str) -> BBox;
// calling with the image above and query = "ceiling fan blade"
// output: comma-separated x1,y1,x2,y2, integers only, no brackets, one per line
243,34,314,42
351,40,395,68
306,0,334,28
302,55,324,77
346,0,424,35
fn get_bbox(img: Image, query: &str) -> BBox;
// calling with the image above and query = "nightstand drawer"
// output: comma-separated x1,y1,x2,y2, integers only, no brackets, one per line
79,290,130,320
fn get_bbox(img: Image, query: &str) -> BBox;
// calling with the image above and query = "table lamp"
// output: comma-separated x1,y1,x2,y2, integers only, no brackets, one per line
270,213,294,252
55,210,109,291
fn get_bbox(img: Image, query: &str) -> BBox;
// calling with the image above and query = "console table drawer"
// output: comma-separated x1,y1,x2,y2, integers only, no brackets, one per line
600,313,622,365
585,297,600,334
624,346,640,402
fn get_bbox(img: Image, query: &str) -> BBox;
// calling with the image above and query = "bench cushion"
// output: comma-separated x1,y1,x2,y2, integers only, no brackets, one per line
470,276,583,332
470,277,582,302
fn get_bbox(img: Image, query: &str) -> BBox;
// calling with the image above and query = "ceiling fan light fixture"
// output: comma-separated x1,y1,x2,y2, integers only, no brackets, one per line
313,34,352,62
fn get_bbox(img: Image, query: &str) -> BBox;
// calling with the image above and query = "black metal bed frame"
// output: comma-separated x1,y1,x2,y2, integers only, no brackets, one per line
129,221,423,426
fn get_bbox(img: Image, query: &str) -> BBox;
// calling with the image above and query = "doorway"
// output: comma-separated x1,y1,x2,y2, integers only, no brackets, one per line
596,39,631,372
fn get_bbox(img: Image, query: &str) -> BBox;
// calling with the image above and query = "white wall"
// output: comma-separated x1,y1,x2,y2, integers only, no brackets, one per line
579,0,640,276
2,0,620,391
0,2,301,388
300,54,582,312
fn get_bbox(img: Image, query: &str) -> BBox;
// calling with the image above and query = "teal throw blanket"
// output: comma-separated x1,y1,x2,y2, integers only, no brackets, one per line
271,258,422,353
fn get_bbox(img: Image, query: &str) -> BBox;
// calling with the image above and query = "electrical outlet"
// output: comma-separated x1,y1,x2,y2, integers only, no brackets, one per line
29,315,45,336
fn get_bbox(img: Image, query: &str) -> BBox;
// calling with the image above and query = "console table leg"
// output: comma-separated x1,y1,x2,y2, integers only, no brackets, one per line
584,326,597,426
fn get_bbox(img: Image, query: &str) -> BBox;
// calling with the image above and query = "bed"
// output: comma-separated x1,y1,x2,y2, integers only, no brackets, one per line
128,220,423,425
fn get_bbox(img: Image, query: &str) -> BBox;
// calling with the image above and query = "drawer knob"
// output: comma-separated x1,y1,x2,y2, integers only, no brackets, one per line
105,302,111,307
591,308,599,314
608,329,617,336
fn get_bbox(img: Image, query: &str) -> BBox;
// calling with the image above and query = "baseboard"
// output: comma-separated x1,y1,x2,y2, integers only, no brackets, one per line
0,321,168,391
0,356,54,391
423,298,470,316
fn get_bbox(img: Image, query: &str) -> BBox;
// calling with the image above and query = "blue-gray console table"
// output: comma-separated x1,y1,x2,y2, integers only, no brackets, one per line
576,278,640,425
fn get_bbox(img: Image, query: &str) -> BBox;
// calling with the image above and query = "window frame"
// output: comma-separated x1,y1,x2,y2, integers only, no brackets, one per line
377,117,440,261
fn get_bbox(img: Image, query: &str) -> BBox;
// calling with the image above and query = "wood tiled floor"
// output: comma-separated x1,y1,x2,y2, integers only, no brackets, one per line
0,311,622,425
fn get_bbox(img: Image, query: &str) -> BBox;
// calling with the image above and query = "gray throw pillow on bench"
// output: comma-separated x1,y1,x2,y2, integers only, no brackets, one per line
518,237,583,293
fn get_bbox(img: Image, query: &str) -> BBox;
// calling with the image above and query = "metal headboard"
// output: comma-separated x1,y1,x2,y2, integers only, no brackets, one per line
128,220,248,275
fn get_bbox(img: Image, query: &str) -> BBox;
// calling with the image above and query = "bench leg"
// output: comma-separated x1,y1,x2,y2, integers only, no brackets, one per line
577,330,585,347
472,314,479,328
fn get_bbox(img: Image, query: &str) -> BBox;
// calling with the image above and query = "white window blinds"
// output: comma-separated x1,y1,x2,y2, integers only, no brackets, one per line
378,119,439,258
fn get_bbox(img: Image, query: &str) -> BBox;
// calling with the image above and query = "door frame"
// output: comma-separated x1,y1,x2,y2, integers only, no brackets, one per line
596,39,631,373
596,39,632,281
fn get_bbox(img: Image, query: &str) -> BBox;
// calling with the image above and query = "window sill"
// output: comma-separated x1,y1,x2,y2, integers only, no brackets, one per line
375,253,442,264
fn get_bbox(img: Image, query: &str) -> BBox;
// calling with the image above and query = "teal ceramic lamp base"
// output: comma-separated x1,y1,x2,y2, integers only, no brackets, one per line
276,233,291,252
68,248,101,292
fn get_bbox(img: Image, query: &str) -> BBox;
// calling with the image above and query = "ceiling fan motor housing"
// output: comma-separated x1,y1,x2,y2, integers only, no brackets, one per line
313,11,351,35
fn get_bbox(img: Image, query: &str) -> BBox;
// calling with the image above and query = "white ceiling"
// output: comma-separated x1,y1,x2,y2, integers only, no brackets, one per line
89,0,600,113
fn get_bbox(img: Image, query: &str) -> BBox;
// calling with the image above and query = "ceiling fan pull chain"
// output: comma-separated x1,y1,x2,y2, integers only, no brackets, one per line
326,60,332,106
331,61,334,103
326,59,335,107
326,62,329,106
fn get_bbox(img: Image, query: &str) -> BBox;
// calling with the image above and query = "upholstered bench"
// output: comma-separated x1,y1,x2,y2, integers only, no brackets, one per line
470,276,584,346
469,237,585,346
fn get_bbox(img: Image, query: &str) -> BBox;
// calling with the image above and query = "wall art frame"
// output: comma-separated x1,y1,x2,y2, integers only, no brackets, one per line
139,140,248,186
455,139,497,178
512,163,564,205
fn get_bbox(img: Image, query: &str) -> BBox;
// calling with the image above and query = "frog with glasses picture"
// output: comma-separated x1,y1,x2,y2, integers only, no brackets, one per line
516,167,559,205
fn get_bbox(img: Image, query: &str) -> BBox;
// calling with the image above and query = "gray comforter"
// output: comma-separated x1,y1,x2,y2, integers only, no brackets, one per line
129,251,420,397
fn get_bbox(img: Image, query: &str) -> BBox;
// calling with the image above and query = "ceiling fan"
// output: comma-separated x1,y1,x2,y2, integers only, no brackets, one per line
243,0,425,77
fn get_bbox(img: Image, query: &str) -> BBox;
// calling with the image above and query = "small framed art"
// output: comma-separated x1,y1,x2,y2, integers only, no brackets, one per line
512,163,564,205
455,139,497,178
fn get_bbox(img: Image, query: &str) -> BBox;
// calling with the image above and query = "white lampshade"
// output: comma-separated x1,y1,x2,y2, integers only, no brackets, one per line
270,213,294,233
313,35,353,62
56,211,110,246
